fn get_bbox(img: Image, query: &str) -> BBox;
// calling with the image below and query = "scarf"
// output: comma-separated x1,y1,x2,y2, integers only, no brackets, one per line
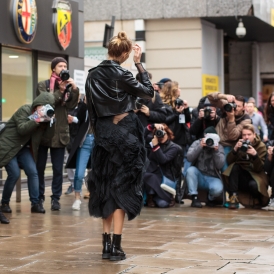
49,73,62,93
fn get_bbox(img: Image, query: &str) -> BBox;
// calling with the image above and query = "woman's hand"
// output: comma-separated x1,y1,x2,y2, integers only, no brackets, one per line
140,105,150,116
175,105,184,113
133,44,142,63
152,135,158,146
154,124,164,130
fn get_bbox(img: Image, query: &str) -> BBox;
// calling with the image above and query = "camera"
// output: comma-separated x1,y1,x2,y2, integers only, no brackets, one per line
59,70,70,81
223,102,237,112
135,98,146,110
44,104,55,118
204,133,220,147
240,139,251,152
204,107,212,120
175,98,184,107
155,129,166,138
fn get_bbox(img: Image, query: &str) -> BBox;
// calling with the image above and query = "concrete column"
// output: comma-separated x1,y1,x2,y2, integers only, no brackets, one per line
252,42,261,104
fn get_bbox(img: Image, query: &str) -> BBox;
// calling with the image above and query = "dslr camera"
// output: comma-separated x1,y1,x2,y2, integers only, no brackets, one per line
175,98,184,107
59,70,70,81
223,102,237,112
240,139,251,152
155,129,166,138
204,107,212,120
135,98,146,110
204,133,220,147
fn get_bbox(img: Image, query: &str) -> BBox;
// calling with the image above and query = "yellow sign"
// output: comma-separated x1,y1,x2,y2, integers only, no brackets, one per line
202,74,219,96
271,9,274,26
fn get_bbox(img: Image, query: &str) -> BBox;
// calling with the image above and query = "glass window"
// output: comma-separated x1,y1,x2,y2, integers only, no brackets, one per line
38,60,51,83
2,47,33,121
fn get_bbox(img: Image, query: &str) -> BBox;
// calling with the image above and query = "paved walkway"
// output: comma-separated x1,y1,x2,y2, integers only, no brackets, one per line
1,184,274,273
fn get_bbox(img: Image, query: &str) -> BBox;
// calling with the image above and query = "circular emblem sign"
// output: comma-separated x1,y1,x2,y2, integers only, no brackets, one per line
52,0,72,50
12,0,38,44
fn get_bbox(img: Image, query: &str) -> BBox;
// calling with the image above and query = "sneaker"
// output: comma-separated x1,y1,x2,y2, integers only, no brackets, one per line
0,211,9,224
268,198,274,211
65,185,74,195
31,203,46,214
227,194,239,209
191,197,202,208
1,204,12,213
51,200,61,211
72,199,81,211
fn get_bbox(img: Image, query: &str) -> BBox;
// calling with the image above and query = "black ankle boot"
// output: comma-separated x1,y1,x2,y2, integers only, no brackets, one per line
110,234,126,261
102,233,111,259
0,210,9,224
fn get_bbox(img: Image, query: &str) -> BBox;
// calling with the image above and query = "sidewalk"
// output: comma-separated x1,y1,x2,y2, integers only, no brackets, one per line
0,184,274,273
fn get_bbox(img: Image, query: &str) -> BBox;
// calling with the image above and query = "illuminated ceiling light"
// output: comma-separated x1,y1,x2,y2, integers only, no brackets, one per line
9,55,19,58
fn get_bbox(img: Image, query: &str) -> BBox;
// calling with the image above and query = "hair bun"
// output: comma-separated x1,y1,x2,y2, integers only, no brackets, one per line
117,31,127,40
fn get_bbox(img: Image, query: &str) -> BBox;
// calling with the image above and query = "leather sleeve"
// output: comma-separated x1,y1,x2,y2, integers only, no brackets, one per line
121,69,154,99
85,79,97,135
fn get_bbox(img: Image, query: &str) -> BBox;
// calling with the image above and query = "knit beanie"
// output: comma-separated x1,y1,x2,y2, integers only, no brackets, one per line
51,57,67,71
204,126,217,135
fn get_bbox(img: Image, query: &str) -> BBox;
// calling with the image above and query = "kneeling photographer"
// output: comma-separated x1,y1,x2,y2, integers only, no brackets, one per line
186,127,225,208
36,57,79,211
144,123,180,208
223,124,269,209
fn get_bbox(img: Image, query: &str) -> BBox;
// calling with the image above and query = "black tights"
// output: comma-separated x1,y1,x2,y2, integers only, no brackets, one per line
228,164,260,198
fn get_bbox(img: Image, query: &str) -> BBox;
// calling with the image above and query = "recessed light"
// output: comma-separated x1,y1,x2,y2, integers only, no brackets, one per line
9,55,19,58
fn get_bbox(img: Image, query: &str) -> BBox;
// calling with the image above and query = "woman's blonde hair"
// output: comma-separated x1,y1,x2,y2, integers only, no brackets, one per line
108,31,132,58
160,81,179,108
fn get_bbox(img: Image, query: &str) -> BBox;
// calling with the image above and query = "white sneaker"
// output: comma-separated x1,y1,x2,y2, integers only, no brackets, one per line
72,199,81,211
268,198,274,211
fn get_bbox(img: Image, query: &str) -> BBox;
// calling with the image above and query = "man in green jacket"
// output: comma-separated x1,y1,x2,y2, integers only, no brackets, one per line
0,92,55,220
36,57,79,211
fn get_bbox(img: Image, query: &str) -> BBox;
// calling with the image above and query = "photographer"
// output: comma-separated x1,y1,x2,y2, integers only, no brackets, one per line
0,93,56,219
186,127,225,208
223,124,269,209
36,57,79,211
207,92,251,170
264,140,274,210
144,123,179,208
135,73,166,128
190,98,220,140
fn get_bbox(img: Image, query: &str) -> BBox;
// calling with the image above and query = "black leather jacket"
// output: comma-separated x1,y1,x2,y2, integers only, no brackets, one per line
85,60,154,122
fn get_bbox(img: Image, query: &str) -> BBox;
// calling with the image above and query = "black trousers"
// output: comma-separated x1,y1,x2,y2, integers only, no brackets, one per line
228,164,260,198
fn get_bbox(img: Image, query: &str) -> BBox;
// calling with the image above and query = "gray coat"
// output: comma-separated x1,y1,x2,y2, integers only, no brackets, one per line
187,140,225,178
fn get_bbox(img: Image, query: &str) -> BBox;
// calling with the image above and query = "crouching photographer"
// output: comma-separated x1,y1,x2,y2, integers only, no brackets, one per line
223,124,269,209
144,123,181,208
186,127,225,208
0,93,56,222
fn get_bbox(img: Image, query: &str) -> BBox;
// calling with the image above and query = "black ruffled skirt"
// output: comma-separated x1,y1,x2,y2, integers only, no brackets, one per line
87,112,147,221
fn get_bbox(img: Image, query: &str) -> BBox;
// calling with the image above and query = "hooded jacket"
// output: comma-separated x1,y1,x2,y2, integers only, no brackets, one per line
0,93,55,167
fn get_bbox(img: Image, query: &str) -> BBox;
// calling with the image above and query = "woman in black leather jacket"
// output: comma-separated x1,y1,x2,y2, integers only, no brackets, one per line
85,31,154,261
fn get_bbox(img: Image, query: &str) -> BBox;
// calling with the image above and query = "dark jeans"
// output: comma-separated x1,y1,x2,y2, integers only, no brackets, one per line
228,164,260,198
36,146,65,201
2,147,39,205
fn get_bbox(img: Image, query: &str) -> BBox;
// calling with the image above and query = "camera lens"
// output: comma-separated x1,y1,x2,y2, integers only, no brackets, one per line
224,103,232,112
205,138,214,147
155,129,165,138
60,70,70,81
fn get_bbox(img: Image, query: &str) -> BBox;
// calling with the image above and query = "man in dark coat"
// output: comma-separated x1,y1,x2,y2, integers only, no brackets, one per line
36,57,79,211
223,124,269,209
0,93,55,218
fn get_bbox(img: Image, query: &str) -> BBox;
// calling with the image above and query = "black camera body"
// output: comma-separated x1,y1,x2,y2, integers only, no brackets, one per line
204,107,212,120
135,98,146,110
240,139,251,152
155,129,165,138
175,98,184,107
223,102,237,112
60,70,70,81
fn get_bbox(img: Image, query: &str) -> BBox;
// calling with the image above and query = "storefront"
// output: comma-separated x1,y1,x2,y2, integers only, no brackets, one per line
0,0,84,121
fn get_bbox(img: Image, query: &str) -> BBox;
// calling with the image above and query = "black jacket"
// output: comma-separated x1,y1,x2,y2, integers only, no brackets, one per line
85,60,154,129
136,92,166,127
66,103,91,169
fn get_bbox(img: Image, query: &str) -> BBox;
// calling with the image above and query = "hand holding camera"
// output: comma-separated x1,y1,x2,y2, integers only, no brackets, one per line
140,105,150,116
234,139,257,156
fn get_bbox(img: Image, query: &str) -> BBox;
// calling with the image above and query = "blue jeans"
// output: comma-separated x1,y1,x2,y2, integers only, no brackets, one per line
221,146,232,172
2,147,39,205
36,146,65,201
186,166,223,200
74,134,94,192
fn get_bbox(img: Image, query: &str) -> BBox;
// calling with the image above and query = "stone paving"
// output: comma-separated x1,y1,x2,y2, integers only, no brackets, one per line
1,184,274,273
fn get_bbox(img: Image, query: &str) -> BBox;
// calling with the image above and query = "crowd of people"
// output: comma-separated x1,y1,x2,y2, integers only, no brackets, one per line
0,30,274,261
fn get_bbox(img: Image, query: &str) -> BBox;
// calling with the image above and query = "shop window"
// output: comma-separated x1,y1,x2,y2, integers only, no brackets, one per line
38,60,51,83
2,47,33,121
